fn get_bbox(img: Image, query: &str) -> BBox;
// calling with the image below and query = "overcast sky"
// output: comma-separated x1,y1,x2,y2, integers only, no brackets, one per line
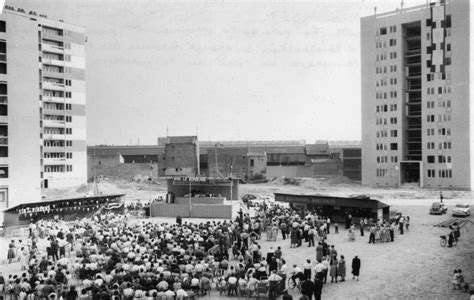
8,0,427,145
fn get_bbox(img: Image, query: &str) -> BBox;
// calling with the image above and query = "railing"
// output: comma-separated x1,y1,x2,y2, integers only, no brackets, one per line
42,43,64,52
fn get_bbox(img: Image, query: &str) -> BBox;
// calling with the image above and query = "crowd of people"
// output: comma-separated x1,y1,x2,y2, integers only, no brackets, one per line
2,198,469,300
1,203,344,300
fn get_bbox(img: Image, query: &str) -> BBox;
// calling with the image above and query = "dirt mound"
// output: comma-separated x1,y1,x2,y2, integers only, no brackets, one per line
75,183,92,194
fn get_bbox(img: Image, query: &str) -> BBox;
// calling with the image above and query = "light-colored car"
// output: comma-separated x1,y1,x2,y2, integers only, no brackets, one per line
452,204,471,217
259,195,275,203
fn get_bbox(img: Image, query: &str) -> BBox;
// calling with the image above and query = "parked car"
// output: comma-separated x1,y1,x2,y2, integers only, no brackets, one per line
452,203,471,217
430,202,448,215
241,194,257,204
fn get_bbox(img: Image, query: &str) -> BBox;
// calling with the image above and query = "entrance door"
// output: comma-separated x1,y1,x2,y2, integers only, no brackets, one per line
400,161,421,186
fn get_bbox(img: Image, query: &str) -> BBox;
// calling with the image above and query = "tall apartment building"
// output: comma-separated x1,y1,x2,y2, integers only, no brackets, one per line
0,6,86,219
361,0,474,189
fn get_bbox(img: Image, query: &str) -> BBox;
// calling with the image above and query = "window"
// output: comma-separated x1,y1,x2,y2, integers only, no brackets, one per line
0,21,5,33
427,156,435,163
390,130,397,137
445,15,451,28
0,63,6,74
250,159,254,167
0,166,8,178
380,27,387,35
426,19,432,27
390,143,398,151
427,169,435,178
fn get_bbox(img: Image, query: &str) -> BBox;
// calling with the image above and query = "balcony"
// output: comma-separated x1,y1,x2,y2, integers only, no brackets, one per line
43,108,65,116
44,157,66,165
43,81,65,91
42,43,64,54
43,119,65,128
42,31,64,42
43,133,65,140
43,96,65,103
43,69,64,78
44,146,66,152
42,57,64,66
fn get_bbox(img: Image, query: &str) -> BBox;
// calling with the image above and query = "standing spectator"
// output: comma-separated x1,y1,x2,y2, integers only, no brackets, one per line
359,219,365,236
329,245,337,262
368,224,376,244
313,276,323,300
322,257,330,284
315,243,323,262
20,247,29,271
334,223,339,234
326,217,331,234
268,270,282,300
300,278,314,300
329,257,338,283
399,215,404,235
405,216,410,231
448,226,455,248
440,191,444,203
314,260,326,281
280,222,288,240
7,240,16,264
308,226,316,247
337,255,346,282
390,222,395,242
352,256,361,281
303,259,312,280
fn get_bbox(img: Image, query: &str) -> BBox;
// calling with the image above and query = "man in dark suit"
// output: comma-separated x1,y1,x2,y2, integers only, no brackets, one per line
313,276,323,300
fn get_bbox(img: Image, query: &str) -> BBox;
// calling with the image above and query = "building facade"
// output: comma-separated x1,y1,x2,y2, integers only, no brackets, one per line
159,136,200,177
0,6,86,219
361,0,474,189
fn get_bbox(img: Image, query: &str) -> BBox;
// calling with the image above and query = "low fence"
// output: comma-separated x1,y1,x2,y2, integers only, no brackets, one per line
150,203,232,219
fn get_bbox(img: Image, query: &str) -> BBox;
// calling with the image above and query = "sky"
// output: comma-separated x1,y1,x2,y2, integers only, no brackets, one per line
8,0,428,145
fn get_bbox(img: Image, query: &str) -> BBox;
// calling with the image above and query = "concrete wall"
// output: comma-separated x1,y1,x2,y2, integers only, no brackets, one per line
312,161,342,176
207,147,248,178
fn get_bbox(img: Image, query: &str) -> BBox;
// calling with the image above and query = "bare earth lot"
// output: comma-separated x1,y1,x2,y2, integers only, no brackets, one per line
2,177,473,299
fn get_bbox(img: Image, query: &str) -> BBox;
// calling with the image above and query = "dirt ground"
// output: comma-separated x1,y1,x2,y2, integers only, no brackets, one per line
3,177,473,299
